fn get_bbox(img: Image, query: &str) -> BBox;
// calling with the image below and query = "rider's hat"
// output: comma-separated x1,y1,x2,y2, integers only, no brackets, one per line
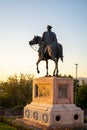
47,25,52,29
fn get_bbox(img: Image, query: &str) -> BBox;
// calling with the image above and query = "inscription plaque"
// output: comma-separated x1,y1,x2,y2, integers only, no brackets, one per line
34,84,50,97
58,85,67,98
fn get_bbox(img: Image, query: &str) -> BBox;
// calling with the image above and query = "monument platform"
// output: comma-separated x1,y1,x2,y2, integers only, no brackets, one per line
24,77,84,127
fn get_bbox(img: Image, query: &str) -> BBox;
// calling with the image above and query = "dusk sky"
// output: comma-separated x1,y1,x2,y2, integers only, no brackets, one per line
0,0,87,81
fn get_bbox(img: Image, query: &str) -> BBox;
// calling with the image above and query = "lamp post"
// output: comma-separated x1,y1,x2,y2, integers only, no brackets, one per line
75,63,78,79
75,63,78,104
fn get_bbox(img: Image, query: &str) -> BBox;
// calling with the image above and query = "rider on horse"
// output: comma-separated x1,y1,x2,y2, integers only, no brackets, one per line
40,25,63,61
42,25,57,45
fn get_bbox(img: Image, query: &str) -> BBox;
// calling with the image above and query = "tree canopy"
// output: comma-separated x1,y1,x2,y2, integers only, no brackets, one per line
77,84,87,109
0,73,34,109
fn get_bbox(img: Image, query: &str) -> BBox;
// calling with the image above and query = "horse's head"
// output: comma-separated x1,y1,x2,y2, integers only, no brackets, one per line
29,36,41,46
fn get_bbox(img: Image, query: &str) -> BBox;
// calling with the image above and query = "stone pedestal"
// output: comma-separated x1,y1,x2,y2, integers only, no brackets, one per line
24,77,84,127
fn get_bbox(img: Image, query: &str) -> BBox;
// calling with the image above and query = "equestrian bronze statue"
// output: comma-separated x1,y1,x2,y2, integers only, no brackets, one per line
29,36,63,76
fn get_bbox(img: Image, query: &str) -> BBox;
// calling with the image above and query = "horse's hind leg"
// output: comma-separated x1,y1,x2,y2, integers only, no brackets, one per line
53,58,58,76
56,61,58,76
52,58,57,76
46,60,48,76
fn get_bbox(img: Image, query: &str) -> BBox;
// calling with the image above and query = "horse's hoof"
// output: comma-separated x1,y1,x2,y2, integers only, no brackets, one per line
56,74,58,77
45,75,48,77
37,70,40,73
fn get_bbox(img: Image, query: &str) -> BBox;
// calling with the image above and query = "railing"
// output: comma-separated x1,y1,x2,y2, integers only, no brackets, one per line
0,109,23,117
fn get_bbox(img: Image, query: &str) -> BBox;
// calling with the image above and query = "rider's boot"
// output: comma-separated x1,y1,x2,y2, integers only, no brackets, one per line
41,52,44,59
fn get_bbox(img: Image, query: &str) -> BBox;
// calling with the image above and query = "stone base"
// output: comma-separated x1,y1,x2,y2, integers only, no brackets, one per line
24,102,84,126
23,77,84,127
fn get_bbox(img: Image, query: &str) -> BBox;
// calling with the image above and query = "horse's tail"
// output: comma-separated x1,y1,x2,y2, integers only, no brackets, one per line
58,43,63,61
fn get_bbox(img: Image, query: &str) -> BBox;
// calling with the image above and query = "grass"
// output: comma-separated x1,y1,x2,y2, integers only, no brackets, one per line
0,122,17,130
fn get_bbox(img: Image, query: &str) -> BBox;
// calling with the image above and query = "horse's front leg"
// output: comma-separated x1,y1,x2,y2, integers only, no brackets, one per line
36,59,41,73
46,60,48,76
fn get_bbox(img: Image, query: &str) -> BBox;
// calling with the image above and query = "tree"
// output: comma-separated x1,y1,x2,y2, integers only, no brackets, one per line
0,73,34,109
77,84,87,109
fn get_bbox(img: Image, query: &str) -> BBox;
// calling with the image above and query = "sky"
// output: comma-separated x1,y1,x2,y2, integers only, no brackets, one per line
0,0,87,81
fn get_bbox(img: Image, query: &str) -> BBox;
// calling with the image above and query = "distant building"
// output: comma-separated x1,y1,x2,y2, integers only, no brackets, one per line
78,77,87,85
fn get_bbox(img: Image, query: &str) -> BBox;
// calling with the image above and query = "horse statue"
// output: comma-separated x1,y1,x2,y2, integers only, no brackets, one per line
29,36,63,76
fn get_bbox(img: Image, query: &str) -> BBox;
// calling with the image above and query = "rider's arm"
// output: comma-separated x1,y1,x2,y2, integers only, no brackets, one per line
53,32,58,43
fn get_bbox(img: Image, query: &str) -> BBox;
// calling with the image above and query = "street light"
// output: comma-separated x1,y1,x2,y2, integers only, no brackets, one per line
75,63,78,104
75,63,78,79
